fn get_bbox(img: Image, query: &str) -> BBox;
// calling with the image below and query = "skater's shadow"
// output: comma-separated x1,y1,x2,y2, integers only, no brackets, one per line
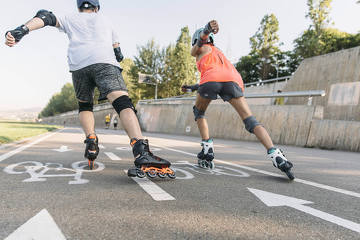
256,174,293,183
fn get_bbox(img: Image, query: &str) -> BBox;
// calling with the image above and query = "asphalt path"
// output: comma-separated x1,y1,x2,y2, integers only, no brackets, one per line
0,127,359,240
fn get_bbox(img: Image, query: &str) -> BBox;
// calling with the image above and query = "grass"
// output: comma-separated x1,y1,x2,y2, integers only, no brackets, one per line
0,121,62,144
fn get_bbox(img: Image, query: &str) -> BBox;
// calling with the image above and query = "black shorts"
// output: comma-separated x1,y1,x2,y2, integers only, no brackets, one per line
71,63,128,103
198,82,244,101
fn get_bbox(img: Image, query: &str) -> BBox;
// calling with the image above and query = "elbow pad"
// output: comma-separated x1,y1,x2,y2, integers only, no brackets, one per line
34,10,57,27
114,47,124,62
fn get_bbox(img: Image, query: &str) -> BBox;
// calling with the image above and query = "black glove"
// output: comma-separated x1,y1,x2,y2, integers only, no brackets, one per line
203,20,219,35
181,84,199,93
5,25,29,42
114,46,124,62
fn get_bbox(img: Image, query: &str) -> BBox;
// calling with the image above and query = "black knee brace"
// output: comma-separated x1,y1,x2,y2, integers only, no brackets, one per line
243,116,261,133
112,95,137,114
34,10,57,27
193,106,205,121
78,102,93,113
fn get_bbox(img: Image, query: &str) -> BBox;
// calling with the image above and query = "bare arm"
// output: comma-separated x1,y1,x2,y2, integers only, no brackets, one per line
5,10,58,47
190,20,219,58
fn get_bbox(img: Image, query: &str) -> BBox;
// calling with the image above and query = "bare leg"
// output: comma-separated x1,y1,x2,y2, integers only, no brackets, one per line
107,91,143,140
78,100,96,137
229,97,274,150
194,94,212,140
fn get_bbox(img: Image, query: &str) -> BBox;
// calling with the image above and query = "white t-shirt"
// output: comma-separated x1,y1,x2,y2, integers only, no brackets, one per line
57,12,120,71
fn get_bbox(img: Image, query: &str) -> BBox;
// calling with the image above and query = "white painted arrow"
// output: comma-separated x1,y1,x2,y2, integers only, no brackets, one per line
52,146,71,152
99,144,105,149
248,188,360,233
5,209,66,240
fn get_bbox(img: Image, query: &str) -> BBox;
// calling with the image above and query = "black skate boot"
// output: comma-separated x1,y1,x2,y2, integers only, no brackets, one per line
127,139,175,179
84,134,99,170
268,148,294,180
197,139,215,169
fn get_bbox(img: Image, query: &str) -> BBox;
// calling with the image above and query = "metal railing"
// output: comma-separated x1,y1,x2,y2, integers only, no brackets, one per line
137,90,326,104
244,75,292,87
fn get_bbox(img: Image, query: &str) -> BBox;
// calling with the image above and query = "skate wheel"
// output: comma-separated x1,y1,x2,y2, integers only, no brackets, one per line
146,169,157,178
157,172,167,178
88,160,94,170
208,161,215,170
136,170,146,178
167,170,176,179
198,159,206,168
285,170,295,180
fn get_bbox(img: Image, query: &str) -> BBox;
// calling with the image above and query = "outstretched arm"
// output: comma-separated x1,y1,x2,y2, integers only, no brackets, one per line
5,10,58,47
190,20,219,57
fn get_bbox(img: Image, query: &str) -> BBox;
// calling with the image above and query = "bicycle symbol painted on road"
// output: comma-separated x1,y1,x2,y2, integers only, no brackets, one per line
172,161,250,180
3,161,105,185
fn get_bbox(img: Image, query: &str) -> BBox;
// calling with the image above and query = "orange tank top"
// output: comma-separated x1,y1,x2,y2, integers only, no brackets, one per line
196,45,244,91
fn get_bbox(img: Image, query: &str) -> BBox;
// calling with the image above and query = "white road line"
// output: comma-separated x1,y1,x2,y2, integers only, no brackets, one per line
151,144,360,199
125,171,175,201
104,152,122,161
99,144,105,149
0,130,62,163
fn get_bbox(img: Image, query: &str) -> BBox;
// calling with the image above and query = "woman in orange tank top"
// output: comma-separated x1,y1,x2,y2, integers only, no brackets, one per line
183,20,294,179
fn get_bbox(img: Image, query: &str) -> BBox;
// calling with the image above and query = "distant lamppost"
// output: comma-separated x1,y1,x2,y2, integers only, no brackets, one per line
138,72,159,99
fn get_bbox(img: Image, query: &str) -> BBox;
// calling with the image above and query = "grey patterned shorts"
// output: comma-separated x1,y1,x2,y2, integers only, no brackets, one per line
71,63,128,102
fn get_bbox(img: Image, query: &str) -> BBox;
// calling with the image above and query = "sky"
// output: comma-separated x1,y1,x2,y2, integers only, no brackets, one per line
1,0,359,111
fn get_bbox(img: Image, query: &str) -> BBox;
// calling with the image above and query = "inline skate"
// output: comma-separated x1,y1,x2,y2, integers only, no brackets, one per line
84,134,99,170
197,138,215,169
268,148,294,180
127,139,176,179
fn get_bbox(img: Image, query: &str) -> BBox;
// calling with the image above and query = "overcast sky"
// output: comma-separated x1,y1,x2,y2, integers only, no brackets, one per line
1,0,359,111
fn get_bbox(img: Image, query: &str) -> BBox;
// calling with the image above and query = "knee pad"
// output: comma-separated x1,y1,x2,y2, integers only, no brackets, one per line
112,95,137,114
193,106,205,121
243,116,261,133
34,10,57,27
78,102,93,113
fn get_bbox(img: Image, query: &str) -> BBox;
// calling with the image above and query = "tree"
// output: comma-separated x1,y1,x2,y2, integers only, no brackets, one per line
39,83,77,117
159,26,197,98
235,55,261,84
236,14,282,82
294,0,333,58
128,39,165,102
120,58,136,99
249,14,282,80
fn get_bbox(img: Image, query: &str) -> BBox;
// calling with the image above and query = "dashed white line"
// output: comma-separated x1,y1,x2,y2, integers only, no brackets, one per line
124,171,175,201
104,152,122,161
151,143,360,199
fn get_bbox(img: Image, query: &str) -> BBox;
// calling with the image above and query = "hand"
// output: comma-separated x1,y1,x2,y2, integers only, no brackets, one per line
181,85,189,93
5,32,16,47
204,20,219,34
5,25,29,46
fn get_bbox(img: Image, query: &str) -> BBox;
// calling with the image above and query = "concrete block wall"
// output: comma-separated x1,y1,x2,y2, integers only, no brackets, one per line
307,120,360,151
283,47,360,121
137,102,321,147
41,101,360,152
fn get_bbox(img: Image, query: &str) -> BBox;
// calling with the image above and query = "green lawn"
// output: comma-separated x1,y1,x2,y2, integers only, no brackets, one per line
0,121,61,144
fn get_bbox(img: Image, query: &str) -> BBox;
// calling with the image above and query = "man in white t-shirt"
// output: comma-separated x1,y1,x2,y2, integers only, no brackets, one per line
4,0,175,178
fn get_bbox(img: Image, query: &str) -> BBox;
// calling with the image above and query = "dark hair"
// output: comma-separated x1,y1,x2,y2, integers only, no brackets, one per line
79,2,96,11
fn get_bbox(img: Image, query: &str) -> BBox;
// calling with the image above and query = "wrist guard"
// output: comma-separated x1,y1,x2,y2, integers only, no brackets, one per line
6,25,29,42
114,47,124,62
